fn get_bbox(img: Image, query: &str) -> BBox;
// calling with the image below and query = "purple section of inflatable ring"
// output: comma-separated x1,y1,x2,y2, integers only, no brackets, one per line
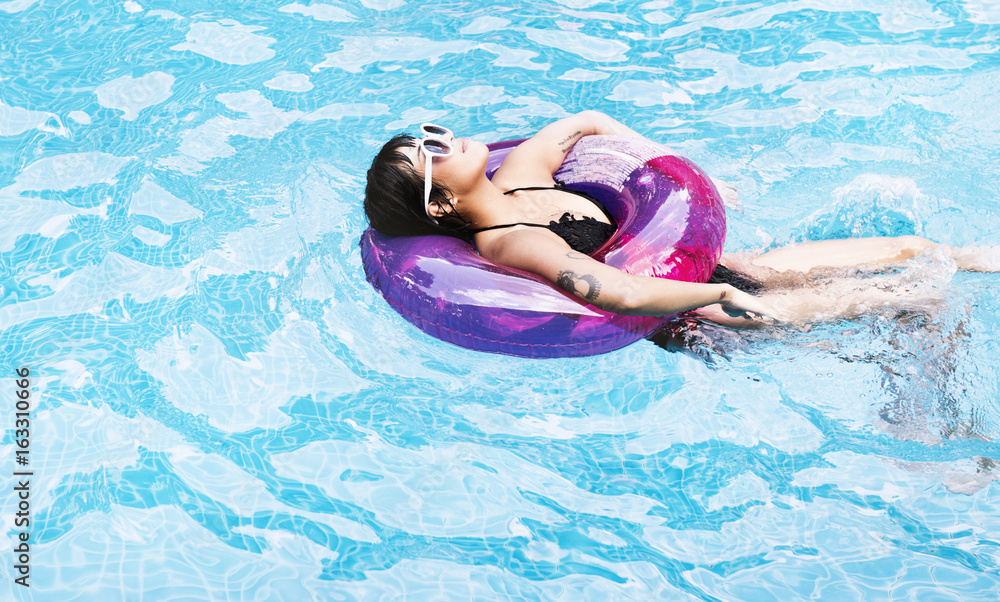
360,137,726,358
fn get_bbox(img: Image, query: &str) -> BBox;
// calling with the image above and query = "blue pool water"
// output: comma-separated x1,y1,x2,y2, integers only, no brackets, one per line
2,0,1000,599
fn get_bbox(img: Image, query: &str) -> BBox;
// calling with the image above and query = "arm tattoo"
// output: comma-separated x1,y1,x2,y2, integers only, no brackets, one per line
556,270,601,302
557,130,583,154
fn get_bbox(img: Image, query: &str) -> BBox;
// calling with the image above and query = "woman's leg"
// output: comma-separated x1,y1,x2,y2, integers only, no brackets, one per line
697,236,999,327
726,235,1000,276
700,236,965,327
749,235,939,273
694,279,947,327
757,283,947,324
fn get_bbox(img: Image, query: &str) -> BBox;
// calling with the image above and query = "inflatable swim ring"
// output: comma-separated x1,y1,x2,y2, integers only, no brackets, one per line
360,135,726,358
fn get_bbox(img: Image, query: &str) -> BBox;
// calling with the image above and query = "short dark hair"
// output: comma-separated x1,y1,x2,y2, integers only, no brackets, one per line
364,134,471,240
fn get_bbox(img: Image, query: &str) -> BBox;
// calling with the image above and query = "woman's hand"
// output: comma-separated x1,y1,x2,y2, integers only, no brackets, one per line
481,228,775,320
687,286,778,328
719,286,777,321
711,178,742,210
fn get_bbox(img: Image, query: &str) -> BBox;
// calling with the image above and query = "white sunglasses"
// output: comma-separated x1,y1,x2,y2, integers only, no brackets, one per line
417,123,454,224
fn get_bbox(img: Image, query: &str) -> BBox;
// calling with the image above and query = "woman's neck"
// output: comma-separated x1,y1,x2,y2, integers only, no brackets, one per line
465,179,569,230
459,178,526,229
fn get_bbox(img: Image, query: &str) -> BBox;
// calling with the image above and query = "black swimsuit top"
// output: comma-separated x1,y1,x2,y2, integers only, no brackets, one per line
468,181,617,255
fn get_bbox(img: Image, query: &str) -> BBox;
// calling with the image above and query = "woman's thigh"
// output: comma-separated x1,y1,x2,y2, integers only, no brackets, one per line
723,236,939,277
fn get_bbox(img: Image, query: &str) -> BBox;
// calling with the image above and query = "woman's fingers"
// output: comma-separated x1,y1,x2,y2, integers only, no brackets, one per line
724,290,780,322
711,178,741,210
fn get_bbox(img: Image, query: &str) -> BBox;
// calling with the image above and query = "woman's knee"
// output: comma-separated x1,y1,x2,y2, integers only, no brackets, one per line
899,234,938,252
898,235,934,248
894,236,936,257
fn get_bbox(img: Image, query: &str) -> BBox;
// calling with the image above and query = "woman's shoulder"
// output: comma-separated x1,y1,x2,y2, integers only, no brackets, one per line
490,138,573,188
488,169,557,193
474,220,563,263
490,147,559,191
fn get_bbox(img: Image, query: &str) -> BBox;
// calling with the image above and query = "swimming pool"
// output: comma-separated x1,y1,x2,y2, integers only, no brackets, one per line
2,0,999,599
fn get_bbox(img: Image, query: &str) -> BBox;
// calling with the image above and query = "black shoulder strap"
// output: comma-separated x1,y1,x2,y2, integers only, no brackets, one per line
502,179,568,195
466,222,552,234
503,181,614,225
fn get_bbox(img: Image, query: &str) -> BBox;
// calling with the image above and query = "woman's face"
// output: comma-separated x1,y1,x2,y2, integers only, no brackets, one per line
400,127,489,202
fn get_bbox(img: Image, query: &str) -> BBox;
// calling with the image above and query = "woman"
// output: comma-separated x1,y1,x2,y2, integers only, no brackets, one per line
364,110,996,327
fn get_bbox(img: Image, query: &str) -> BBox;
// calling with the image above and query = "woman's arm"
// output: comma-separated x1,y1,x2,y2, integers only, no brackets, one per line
487,228,773,319
492,111,644,185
